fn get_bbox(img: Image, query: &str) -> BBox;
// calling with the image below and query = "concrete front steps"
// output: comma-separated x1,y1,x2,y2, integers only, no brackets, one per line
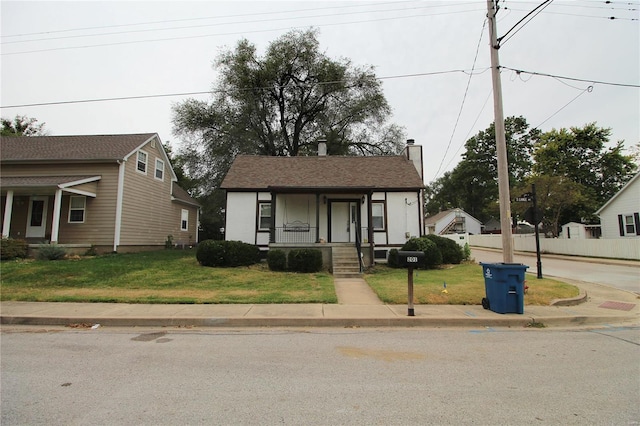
332,245,362,278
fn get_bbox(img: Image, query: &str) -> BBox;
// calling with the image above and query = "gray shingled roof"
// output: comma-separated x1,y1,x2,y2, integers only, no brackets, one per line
172,183,201,207
221,155,424,191
0,133,157,162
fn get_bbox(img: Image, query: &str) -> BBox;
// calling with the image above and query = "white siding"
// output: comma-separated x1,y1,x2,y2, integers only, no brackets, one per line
598,176,640,239
386,192,421,245
226,192,258,244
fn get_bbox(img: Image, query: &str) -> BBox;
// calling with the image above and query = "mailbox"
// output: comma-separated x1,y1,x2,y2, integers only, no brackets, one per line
398,251,425,268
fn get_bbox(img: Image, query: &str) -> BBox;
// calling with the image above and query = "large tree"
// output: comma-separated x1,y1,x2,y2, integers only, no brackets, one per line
173,28,404,188
1,115,47,136
425,116,540,222
533,123,636,223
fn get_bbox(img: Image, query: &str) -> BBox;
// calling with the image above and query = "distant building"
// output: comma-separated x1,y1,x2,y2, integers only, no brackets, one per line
595,173,640,239
424,208,482,235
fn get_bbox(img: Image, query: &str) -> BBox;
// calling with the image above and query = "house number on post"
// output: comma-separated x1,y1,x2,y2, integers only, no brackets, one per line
397,251,426,316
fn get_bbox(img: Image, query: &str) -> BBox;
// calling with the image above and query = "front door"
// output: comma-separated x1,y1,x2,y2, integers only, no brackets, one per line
26,196,48,238
330,201,358,243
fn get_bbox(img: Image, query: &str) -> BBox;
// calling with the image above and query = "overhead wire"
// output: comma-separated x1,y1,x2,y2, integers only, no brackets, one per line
0,68,491,109
433,17,487,181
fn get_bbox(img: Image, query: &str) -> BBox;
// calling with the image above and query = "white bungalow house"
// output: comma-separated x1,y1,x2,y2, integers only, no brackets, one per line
595,172,640,239
424,208,482,236
220,140,425,275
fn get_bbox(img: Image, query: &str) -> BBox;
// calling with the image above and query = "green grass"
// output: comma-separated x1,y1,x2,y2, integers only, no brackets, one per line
0,250,336,304
1,250,580,306
364,263,579,305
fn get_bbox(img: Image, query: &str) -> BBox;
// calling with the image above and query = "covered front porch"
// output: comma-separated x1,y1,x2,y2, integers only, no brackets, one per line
260,190,378,270
1,175,100,244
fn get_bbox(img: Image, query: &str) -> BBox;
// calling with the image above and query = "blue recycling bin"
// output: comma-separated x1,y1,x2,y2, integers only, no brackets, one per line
480,263,529,314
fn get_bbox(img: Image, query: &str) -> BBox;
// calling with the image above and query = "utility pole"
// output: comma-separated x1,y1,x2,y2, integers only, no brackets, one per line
487,0,514,263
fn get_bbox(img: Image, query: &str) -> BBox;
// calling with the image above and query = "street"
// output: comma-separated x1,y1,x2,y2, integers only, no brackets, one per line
472,248,640,294
2,326,639,425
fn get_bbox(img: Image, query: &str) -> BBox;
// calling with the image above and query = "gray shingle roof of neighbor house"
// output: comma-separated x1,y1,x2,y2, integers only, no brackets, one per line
221,155,425,191
0,133,158,162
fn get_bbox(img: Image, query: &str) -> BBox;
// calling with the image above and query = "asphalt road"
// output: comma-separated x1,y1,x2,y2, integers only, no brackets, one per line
2,326,639,425
472,248,640,294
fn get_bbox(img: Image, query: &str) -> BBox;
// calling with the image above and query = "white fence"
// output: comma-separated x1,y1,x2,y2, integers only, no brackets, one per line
469,234,640,260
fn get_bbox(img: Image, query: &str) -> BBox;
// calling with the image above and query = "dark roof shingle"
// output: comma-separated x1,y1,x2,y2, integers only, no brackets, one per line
221,155,424,190
0,133,157,162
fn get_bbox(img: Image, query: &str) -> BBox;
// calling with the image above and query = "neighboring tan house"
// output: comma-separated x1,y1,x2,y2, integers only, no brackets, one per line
220,140,425,275
425,208,482,236
595,172,640,239
1,133,200,254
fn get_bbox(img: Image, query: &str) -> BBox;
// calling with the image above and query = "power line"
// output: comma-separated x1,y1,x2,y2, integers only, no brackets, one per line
498,0,555,46
433,18,487,181
501,66,640,87
1,7,485,56
0,68,490,109
533,85,594,129
0,1,419,38
2,2,468,45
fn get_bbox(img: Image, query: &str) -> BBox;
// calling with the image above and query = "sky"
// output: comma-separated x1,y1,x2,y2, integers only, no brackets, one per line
1,0,638,184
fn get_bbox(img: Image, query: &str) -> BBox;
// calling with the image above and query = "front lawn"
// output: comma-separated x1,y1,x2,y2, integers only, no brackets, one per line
0,250,336,304
365,263,579,305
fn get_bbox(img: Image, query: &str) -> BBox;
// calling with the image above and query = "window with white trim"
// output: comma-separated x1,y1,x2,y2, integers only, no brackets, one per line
137,150,148,174
258,202,272,231
181,209,189,231
155,158,164,180
69,196,86,223
372,202,385,230
624,215,636,235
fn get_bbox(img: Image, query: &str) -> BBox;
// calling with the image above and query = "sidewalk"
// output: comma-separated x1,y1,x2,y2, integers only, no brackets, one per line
1,279,638,329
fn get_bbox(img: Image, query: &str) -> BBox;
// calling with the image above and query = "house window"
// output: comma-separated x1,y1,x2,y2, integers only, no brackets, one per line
372,202,385,230
258,202,272,231
69,196,86,223
624,215,636,235
155,159,164,181
181,209,189,231
137,150,148,174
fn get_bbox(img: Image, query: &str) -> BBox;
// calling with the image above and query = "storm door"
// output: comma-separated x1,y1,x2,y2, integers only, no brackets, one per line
26,196,48,238
330,201,358,243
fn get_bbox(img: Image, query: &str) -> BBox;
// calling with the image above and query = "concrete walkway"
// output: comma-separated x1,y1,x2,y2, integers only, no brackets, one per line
334,278,383,305
1,279,638,329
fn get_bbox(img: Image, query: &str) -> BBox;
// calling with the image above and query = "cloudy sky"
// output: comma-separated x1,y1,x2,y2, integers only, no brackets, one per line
1,0,638,184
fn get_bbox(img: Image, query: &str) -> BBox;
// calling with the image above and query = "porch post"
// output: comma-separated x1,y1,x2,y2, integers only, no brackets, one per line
50,189,63,244
270,192,276,243
315,193,320,243
367,191,374,266
2,190,14,238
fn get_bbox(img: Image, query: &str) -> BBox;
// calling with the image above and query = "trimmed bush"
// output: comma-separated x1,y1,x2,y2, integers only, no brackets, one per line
401,237,442,269
424,234,464,264
287,249,323,273
267,249,287,271
1,238,28,260
36,244,67,261
387,248,399,268
196,240,260,267
463,243,471,261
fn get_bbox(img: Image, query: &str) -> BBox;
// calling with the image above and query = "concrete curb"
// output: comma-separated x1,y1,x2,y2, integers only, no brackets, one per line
550,291,589,306
2,313,636,329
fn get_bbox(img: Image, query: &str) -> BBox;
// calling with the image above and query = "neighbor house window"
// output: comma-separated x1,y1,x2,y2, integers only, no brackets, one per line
372,202,385,230
69,196,86,223
137,150,148,173
181,209,189,231
624,215,636,235
258,202,272,231
155,159,164,181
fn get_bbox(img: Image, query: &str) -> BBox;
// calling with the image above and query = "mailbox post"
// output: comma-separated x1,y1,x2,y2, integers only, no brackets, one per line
398,251,426,316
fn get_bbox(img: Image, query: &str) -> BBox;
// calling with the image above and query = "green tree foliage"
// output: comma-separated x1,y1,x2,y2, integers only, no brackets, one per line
173,29,403,181
425,116,539,222
533,123,637,223
1,115,47,136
